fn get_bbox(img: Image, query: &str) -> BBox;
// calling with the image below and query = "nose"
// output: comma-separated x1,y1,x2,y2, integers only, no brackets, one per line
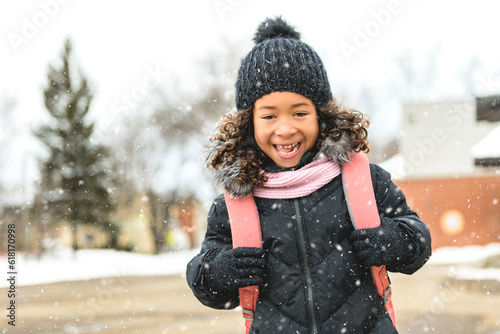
274,118,297,137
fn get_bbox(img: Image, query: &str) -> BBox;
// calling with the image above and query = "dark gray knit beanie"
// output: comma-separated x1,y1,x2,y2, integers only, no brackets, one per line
235,16,333,110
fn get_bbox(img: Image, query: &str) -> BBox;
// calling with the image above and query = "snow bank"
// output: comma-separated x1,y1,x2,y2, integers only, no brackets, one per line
428,243,500,266
1,243,499,288
428,243,500,283
0,247,199,287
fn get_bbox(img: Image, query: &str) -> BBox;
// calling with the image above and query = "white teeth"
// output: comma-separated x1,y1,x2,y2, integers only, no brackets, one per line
276,143,298,149
275,143,299,155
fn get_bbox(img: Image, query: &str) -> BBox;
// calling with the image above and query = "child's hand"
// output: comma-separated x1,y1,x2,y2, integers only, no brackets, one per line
349,218,414,268
205,247,266,292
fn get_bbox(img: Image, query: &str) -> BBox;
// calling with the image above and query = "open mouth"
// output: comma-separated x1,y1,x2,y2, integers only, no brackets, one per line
274,143,300,156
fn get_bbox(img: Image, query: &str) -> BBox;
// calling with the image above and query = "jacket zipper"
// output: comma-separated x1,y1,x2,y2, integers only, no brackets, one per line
294,199,320,334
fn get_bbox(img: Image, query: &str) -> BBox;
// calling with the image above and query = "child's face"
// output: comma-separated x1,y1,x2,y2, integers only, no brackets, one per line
253,91,319,168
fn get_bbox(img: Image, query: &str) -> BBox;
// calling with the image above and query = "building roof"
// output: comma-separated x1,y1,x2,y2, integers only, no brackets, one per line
472,124,500,159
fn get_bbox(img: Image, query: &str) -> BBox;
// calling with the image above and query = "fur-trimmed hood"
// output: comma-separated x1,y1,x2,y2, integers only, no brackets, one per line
204,102,356,198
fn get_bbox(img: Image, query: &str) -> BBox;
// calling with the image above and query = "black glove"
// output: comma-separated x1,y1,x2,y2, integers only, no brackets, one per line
204,247,266,292
350,217,414,268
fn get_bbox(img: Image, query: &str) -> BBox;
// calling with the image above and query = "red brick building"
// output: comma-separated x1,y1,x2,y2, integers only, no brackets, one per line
381,96,500,250
395,175,500,249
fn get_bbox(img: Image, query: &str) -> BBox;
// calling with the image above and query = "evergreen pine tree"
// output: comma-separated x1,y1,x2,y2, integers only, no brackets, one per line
35,38,117,251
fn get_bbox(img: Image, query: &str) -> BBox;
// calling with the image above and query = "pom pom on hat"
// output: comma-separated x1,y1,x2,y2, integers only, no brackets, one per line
235,16,332,110
253,16,301,44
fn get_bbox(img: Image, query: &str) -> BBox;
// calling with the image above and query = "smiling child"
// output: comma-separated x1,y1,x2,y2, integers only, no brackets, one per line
186,16,431,334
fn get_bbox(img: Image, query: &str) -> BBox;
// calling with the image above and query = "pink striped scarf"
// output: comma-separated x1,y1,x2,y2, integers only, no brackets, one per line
253,157,341,199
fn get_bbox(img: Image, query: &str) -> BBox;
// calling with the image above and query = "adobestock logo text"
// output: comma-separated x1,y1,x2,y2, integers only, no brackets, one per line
7,0,72,54
110,65,168,115
340,0,403,64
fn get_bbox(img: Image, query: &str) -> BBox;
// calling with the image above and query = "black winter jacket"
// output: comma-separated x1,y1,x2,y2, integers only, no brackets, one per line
187,101,431,333
187,163,431,333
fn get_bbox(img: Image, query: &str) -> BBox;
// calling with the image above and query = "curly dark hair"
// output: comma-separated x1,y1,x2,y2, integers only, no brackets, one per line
208,99,370,188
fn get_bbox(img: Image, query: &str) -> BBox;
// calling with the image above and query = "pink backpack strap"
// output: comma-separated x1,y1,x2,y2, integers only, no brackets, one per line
342,152,397,327
223,152,396,331
224,192,261,334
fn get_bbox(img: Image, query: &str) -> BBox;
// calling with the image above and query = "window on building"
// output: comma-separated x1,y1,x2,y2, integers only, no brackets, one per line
475,157,500,167
476,96,500,122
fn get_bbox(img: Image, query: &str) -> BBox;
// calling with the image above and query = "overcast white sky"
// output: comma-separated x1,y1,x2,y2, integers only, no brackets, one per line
1,0,500,200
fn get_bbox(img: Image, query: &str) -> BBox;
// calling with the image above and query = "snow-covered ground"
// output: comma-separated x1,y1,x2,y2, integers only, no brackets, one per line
0,247,199,288
1,244,499,288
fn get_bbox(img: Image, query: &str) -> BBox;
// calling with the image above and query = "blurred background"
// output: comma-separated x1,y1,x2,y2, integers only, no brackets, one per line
0,0,499,333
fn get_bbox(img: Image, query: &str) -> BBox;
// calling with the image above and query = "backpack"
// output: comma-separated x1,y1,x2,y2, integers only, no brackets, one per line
224,152,396,333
